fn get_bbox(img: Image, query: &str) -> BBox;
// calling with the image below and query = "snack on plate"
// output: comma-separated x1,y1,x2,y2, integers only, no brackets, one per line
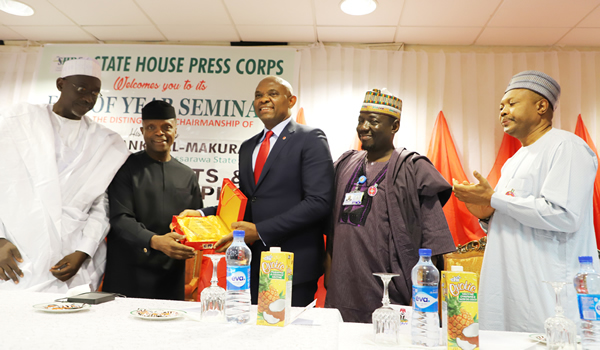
135,308,179,318
44,303,83,310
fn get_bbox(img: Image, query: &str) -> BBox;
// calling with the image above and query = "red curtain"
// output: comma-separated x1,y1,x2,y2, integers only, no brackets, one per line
295,107,306,125
351,134,362,151
426,111,485,246
486,134,521,189
574,115,600,249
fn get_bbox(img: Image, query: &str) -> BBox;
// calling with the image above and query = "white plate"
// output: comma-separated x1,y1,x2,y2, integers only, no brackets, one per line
529,334,546,343
130,308,185,320
33,302,91,313
529,333,581,344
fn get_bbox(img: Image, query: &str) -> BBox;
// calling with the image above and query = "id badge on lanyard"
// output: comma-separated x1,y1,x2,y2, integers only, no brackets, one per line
343,175,366,206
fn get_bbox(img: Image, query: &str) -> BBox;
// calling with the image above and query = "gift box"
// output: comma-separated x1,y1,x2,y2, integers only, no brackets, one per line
172,178,247,251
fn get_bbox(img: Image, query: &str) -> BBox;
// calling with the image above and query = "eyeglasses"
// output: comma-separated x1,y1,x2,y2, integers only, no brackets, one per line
71,83,102,97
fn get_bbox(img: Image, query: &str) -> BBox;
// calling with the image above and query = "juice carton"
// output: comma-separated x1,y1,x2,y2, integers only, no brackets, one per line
441,266,479,350
256,247,294,327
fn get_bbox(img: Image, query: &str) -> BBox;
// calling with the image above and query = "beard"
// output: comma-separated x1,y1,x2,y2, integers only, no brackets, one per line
70,103,92,118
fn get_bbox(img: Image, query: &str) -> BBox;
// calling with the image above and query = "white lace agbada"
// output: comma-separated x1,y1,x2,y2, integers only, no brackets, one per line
0,103,129,292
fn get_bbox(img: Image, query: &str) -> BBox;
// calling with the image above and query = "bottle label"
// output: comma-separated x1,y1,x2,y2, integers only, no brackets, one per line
412,285,438,312
577,294,600,320
227,265,250,291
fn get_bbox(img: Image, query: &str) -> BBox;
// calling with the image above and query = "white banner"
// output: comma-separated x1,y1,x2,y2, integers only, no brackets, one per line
31,44,299,206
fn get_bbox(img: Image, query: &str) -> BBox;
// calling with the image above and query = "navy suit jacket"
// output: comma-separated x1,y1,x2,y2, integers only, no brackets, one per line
210,119,334,286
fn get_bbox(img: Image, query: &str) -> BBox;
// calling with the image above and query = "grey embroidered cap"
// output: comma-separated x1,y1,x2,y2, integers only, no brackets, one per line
505,70,561,109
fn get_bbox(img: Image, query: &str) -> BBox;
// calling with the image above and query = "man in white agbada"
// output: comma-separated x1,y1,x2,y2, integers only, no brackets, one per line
0,58,129,292
453,70,599,332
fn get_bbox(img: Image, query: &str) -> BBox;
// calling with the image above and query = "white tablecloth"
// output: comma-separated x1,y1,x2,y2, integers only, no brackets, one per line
2,291,341,350
338,323,549,349
1,291,558,349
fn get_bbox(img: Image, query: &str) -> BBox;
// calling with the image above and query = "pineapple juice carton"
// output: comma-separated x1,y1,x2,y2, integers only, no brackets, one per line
256,247,294,327
441,266,479,350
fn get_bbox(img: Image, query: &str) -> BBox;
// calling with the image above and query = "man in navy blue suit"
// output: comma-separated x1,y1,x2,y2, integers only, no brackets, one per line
187,76,335,307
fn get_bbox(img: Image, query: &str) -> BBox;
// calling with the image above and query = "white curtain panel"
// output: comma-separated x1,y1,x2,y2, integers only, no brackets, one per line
0,46,40,110
2,45,600,181
298,45,600,181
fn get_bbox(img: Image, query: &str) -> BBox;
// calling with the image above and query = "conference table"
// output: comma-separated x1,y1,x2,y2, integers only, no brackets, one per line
1,290,556,349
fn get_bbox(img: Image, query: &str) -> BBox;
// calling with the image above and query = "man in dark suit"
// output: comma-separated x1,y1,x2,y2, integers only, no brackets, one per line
103,101,202,300
187,76,334,307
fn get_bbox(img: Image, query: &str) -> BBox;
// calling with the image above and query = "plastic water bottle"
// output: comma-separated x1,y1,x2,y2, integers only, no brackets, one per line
225,230,252,324
411,248,440,347
574,256,600,349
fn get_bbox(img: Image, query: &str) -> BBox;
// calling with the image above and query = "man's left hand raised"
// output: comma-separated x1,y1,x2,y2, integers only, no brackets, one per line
50,251,89,282
214,221,261,253
452,170,495,207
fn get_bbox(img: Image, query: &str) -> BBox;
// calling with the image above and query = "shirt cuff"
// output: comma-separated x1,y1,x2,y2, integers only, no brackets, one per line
257,231,266,246
254,223,266,246
478,219,490,233
197,209,206,217
490,192,509,213
76,236,100,257
0,221,6,239
140,229,156,254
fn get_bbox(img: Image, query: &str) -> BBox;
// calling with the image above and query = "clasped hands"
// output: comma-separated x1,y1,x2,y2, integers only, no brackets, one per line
452,170,496,219
0,238,89,284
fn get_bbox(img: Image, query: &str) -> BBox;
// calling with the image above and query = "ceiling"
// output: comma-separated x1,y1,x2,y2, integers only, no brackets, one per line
1,0,600,46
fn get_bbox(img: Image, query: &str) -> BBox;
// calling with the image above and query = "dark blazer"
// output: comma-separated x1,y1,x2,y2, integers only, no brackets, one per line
103,151,203,300
209,119,334,291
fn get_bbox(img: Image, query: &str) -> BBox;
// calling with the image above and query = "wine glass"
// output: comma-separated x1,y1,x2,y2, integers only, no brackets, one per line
372,272,401,344
543,281,577,350
201,254,226,322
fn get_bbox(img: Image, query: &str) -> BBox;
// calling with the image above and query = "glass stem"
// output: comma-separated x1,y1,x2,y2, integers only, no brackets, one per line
211,258,219,287
382,279,390,307
554,285,563,316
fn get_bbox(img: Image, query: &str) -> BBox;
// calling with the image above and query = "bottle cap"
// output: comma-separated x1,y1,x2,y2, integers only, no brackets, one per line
270,247,281,253
579,256,593,263
451,265,464,272
418,248,432,257
233,230,245,238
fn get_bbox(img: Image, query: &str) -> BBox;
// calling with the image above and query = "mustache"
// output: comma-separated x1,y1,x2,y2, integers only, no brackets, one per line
74,101,93,108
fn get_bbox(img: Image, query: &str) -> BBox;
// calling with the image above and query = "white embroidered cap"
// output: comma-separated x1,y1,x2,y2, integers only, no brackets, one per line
61,57,102,80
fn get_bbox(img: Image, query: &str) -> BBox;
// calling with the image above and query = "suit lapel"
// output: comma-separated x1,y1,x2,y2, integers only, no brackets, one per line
255,119,296,188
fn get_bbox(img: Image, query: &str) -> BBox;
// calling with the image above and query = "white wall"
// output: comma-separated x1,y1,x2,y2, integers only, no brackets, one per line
2,44,600,181
298,45,600,179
